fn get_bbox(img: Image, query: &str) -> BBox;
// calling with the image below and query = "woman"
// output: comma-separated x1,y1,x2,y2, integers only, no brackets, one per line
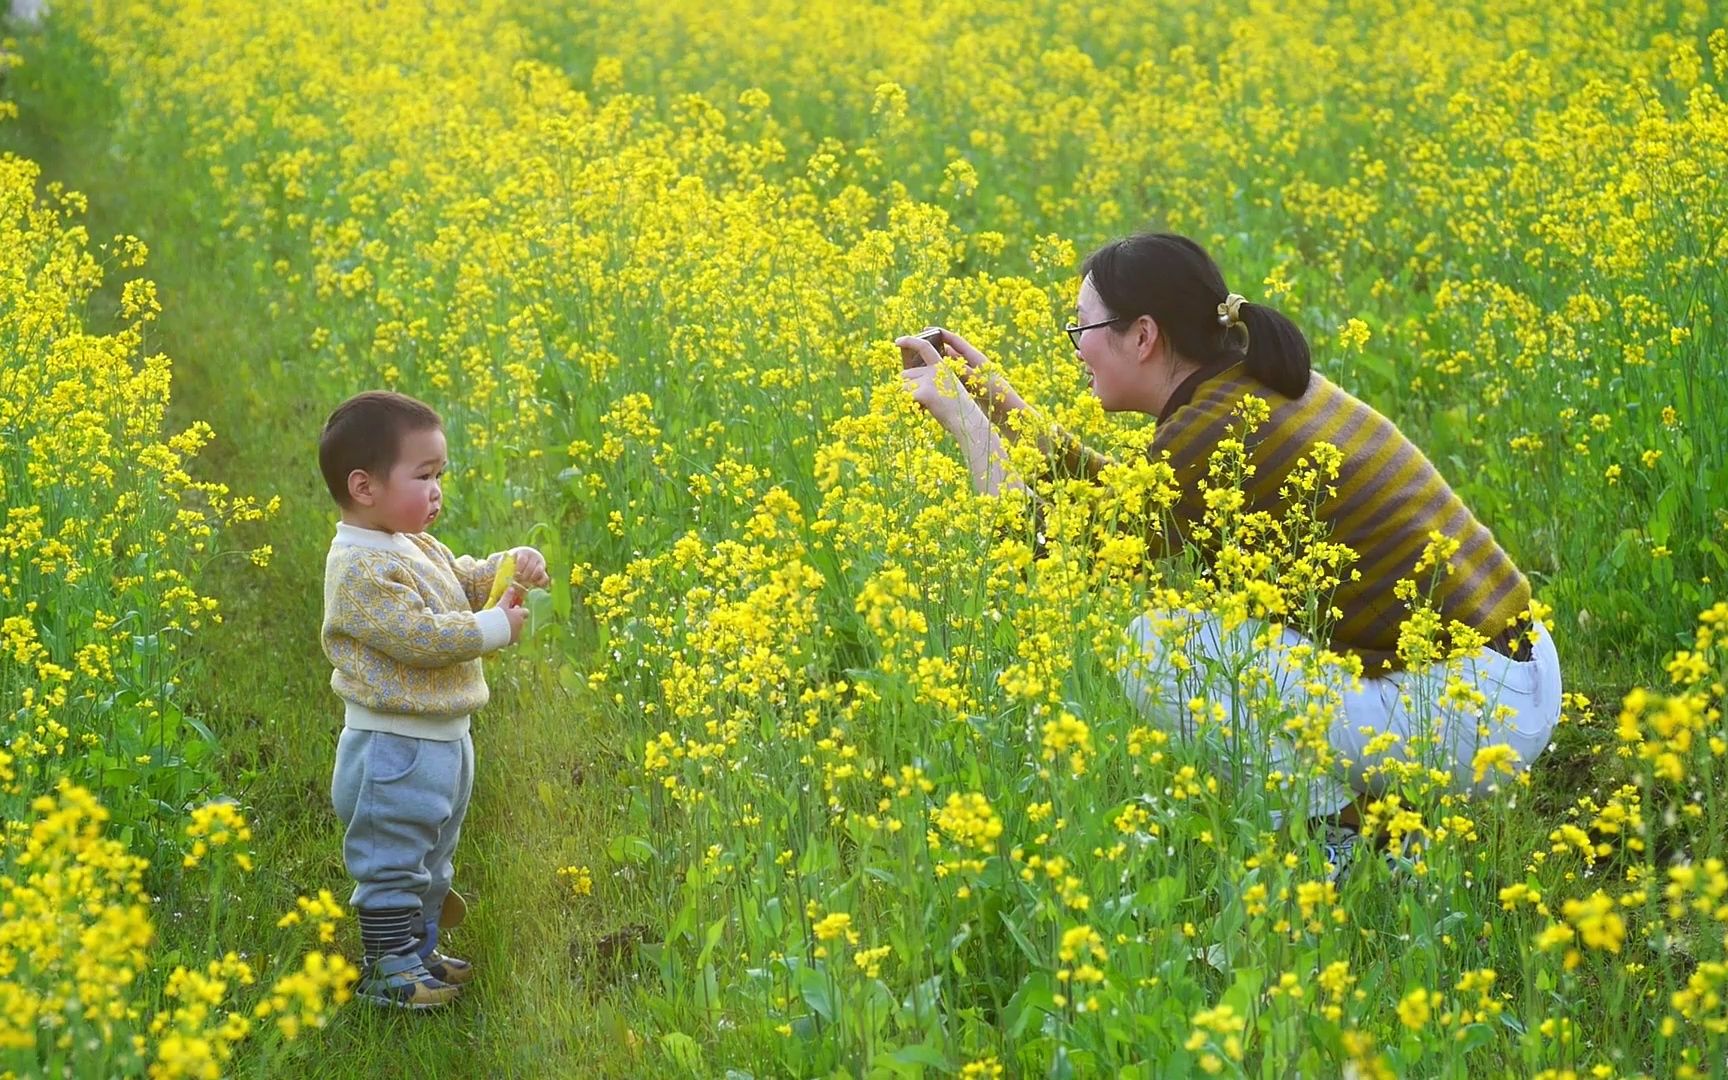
898,232,1561,863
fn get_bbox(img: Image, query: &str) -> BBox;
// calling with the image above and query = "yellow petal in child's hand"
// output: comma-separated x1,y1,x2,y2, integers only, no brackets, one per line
486,551,519,607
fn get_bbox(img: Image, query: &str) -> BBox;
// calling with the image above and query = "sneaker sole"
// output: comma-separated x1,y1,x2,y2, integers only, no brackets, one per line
355,988,460,1010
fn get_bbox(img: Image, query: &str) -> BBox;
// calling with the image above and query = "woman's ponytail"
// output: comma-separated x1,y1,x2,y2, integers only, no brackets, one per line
1083,232,1313,400
1237,301,1311,399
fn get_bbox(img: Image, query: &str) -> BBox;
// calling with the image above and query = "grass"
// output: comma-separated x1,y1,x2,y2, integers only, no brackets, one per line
2,46,667,1078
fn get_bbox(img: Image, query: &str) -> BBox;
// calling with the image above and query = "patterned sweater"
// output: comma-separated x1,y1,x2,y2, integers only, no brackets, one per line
322,523,512,740
1056,363,1531,672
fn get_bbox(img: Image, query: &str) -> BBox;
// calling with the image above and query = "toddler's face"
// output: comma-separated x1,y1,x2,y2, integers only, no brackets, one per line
371,426,447,533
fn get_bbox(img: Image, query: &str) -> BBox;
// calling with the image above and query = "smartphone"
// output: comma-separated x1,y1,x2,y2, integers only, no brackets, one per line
905,327,945,370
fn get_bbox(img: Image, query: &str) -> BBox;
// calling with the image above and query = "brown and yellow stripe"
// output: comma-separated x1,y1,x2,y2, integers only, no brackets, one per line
1057,365,1531,672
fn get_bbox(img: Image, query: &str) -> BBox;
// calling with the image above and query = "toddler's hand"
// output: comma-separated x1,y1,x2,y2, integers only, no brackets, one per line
511,546,551,589
498,588,528,644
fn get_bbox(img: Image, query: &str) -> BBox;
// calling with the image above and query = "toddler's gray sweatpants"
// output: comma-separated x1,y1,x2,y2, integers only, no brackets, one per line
331,728,474,952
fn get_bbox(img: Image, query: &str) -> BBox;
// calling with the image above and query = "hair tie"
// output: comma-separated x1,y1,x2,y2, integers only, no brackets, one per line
1217,293,1250,351
1216,293,1246,328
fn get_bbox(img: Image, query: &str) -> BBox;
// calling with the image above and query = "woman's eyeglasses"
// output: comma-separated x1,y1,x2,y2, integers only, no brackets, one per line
1063,317,1125,349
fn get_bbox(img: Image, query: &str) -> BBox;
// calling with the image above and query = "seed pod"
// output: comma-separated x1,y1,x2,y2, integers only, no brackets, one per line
485,551,519,607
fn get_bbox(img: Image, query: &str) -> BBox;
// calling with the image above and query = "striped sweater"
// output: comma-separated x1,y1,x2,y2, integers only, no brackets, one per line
1056,363,1531,672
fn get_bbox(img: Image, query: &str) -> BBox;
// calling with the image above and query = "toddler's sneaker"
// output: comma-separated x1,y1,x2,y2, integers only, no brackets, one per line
1321,822,1429,883
355,953,461,1009
1320,822,1363,885
424,949,475,986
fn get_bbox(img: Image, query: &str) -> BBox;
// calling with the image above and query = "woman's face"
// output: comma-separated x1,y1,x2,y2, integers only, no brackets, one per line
1074,275,1152,412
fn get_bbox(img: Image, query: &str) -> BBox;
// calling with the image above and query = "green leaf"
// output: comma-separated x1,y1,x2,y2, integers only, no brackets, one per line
860,978,896,1035
1455,1021,1496,1054
1005,971,1057,1040
699,962,720,1017
900,974,942,1028
1347,348,1396,390
1699,537,1728,571
799,964,836,1022
180,710,217,746
659,1032,705,1076
697,916,725,966
863,865,901,888
1651,482,1683,546
1222,966,1263,1019
999,910,1043,964
526,585,554,635
885,1043,950,1070
558,662,582,694
607,834,657,865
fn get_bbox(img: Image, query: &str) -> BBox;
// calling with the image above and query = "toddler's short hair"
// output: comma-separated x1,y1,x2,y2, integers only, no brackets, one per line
319,390,443,506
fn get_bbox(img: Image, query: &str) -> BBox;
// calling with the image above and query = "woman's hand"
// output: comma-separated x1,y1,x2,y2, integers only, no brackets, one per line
895,332,1024,496
932,328,1031,429
897,334,980,433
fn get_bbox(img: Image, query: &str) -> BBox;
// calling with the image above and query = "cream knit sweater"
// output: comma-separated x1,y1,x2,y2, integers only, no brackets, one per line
321,522,512,740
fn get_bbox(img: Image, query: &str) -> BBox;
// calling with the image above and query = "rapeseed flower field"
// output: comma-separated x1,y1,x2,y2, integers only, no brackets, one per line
3,0,1727,1074
0,45,353,1074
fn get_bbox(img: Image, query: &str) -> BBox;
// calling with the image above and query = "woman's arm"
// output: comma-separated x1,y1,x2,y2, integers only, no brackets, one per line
935,329,1113,481
898,334,1023,496
937,329,1036,434
897,332,1193,557
948,394,1022,495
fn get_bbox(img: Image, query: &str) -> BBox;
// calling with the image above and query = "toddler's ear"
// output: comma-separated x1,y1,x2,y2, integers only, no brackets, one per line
347,468,376,506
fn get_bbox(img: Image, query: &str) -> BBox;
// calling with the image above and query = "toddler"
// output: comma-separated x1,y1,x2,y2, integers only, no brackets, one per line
318,390,549,1008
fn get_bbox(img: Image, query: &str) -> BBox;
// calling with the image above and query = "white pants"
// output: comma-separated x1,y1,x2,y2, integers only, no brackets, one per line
1118,610,1562,816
